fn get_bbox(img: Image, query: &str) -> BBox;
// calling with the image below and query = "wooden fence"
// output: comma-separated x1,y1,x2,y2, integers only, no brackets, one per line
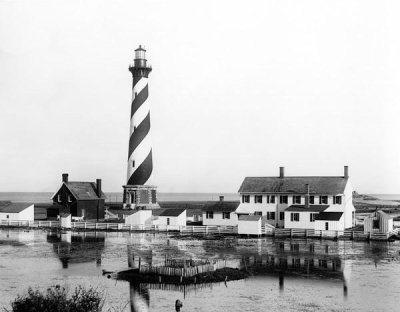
0,220,397,241
138,259,231,277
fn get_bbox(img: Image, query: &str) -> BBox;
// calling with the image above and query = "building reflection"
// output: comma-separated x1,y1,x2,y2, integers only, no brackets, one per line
47,231,105,269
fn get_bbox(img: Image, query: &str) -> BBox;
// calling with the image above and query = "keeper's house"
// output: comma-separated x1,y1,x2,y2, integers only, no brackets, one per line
51,174,106,220
202,197,239,226
0,202,34,221
237,166,355,231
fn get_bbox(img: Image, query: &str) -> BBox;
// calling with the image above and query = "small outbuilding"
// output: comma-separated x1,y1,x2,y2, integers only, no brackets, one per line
314,212,344,232
238,215,262,236
364,210,393,234
60,213,72,228
124,210,153,226
156,208,186,227
0,202,34,221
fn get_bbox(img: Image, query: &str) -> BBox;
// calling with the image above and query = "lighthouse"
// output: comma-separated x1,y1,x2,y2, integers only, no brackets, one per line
123,46,159,209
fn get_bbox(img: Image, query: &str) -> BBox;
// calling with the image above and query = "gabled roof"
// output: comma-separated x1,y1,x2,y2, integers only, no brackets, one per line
239,215,262,221
202,201,240,213
53,182,106,201
314,212,343,221
285,205,329,212
238,176,348,195
159,208,186,217
0,202,33,213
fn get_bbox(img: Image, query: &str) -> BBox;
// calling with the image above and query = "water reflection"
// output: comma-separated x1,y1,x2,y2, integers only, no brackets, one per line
47,231,105,269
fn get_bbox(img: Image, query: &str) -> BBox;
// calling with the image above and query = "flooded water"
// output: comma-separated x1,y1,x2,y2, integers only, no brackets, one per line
0,229,399,312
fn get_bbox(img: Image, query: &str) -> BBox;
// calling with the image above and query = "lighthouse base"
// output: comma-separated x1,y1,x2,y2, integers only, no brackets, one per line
122,185,160,210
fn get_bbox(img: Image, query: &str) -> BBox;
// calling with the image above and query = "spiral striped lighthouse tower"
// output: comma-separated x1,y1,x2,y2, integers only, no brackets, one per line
123,46,159,209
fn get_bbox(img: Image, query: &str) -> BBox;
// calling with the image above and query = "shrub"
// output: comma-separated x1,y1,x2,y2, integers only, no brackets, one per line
7,285,104,312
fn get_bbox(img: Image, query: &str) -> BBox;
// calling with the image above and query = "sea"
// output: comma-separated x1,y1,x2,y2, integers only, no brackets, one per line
0,192,398,203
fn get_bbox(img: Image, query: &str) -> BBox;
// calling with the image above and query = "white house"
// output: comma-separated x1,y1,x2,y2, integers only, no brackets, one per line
124,210,152,226
238,215,262,235
0,202,34,221
202,197,239,226
155,208,186,227
237,166,355,230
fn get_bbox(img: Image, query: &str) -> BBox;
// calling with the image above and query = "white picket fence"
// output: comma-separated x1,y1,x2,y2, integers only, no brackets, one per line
139,259,232,277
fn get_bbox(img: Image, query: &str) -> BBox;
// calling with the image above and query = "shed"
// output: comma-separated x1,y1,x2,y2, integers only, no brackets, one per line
314,212,344,231
364,210,393,234
0,203,34,221
60,213,71,228
156,208,186,226
238,215,262,235
124,210,152,226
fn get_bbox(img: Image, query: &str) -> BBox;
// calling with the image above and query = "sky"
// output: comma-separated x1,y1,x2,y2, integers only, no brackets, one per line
1,0,400,194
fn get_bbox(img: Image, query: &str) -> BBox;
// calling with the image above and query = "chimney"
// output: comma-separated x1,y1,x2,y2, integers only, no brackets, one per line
305,184,310,209
62,173,68,183
344,166,349,179
96,179,102,197
279,167,285,179
219,196,224,202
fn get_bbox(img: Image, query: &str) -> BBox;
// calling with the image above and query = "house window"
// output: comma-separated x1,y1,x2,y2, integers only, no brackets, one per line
167,218,170,225
270,195,275,203
293,195,301,204
6,215,9,219
333,196,342,205
222,212,230,219
266,195,276,204
206,212,214,219
132,160,135,167
310,213,317,222
267,212,275,220
280,195,288,204
319,196,328,204
68,195,72,203
309,196,314,204
325,222,329,230
255,195,263,203
280,212,285,220
373,219,379,229
242,195,250,203
254,211,262,216
290,213,300,222
57,194,62,203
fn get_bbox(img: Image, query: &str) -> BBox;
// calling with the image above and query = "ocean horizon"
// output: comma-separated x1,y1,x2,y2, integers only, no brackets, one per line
0,192,399,203
0,192,241,203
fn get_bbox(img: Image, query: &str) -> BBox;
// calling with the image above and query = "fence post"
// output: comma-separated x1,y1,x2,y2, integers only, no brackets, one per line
130,224,133,231
38,221,41,227
351,231,354,240
206,226,208,235
84,222,87,229
290,229,293,238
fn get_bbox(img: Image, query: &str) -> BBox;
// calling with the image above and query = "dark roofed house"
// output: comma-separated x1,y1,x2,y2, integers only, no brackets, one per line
237,166,355,230
202,196,240,226
51,174,106,221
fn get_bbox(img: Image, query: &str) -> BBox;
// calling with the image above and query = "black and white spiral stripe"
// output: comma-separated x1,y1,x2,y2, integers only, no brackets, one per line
127,76,153,185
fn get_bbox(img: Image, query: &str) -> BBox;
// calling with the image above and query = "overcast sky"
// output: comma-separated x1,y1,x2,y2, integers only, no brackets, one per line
1,0,399,194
